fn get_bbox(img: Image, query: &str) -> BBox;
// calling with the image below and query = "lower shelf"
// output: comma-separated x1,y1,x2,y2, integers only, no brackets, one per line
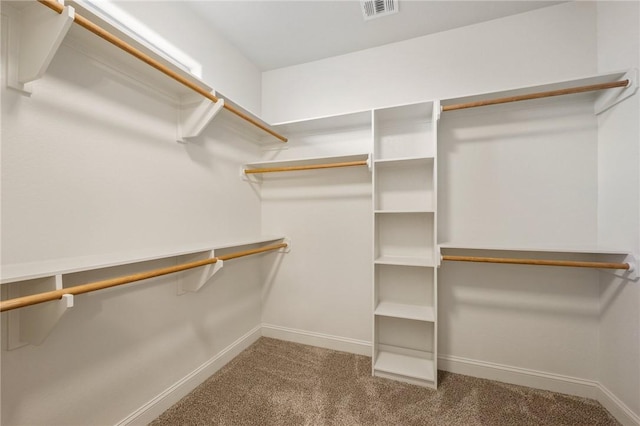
374,301,435,322
374,349,435,384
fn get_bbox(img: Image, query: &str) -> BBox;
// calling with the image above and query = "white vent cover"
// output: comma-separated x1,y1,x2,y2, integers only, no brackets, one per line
361,0,398,21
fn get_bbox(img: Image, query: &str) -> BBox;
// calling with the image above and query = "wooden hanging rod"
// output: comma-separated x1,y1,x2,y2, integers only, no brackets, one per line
442,80,630,112
442,255,630,270
244,160,369,174
37,0,287,143
0,242,287,313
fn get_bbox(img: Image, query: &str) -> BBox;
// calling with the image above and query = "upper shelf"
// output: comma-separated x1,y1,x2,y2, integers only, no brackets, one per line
244,153,370,170
440,70,637,116
438,242,630,256
1,236,286,285
2,0,284,145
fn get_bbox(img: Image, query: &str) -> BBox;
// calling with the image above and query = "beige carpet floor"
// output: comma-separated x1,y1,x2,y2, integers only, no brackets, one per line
150,337,619,425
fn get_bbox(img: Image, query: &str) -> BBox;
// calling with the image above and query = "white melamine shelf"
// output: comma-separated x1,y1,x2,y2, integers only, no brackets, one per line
440,70,635,115
374,351,435,382
438,243,630,256
374,156,434,167
375,210,435,214
375,256,435,267
1,236,286,284
375,301,434,322
4,1,279,145
244,153,370,170
272,110,372,135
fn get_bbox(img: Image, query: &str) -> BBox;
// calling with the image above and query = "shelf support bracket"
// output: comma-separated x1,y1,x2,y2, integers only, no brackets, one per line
280,239,292,253
6,274,74,349
177,250,223,294
595,69,638,115
177,95,225,143
6,1,75,94
623,253,638,281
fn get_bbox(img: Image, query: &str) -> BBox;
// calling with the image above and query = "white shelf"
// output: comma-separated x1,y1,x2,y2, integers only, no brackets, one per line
440,71,633,114
244,153,369,170
374,156,434,167
272,110,372,135
438,243,630,256
375,256,435,267
374,350,435,382
4,1,280,145
1,236,286,284
375,302,434,322
375,210,435,214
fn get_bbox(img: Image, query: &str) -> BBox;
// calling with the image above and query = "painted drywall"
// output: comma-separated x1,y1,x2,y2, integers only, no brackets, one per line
259,0,604,384
116,1,263,116
262,2,597,123
259,122,373,345
0,2,267,424
596,1,640,422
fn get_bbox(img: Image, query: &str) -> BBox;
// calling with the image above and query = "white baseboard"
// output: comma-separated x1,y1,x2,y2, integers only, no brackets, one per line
439,354,640,426
261,323,371,356
438,353,599,399
597,383,640,426
115,325,262,426
115,326,638,426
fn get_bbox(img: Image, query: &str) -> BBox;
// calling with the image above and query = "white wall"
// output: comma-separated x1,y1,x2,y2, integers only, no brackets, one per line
259,0,640,407
116,1,263,115
262,2,597,123
258,117,373,350
1,2,266,424
596,1,640,422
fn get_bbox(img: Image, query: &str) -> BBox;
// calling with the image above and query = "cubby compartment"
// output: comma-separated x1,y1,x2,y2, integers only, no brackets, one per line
375,212,435,266
374,264,435,322
374,157,434,212
374,102,435,160
374,316,436,385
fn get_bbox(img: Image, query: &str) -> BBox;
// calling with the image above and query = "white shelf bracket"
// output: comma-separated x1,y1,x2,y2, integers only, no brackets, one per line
6,274,74,349
366,153,373,172
6,1,75,94
623,253,638,281
433,100,442,121
177,251,223,294
595,69,638,115
177,95,224,143
280,239,292,253
241,165,261,183
437,246,442,268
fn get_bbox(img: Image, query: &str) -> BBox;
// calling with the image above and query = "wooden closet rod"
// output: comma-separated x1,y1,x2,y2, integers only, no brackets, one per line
0,242,287,313
442,255,630,270
37,0,288,143
442,80,630,112
244,160,368,174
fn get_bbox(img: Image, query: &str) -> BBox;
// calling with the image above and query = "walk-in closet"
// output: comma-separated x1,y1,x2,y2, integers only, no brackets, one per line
1,1,639,425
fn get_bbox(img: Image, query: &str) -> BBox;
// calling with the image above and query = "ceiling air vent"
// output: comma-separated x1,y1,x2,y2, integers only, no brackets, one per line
361,0,398,21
